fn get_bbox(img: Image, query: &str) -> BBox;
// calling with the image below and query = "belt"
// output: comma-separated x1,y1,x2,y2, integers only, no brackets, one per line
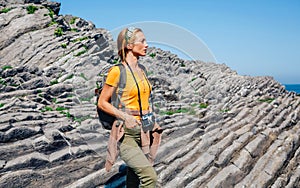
125,109,150,116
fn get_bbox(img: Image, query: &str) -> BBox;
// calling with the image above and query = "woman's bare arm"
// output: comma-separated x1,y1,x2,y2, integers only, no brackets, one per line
98,84,139,128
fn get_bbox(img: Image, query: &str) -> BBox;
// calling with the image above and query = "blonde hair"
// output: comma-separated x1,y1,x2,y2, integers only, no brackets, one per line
117,27,143,61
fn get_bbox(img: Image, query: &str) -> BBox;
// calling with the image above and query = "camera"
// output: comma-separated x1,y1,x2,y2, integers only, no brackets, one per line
141,113,155,132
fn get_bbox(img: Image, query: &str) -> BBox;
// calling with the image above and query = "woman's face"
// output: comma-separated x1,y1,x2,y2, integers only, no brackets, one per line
131,31,148,56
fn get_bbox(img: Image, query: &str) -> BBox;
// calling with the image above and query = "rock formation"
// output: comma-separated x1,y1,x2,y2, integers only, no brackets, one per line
0,0,299,187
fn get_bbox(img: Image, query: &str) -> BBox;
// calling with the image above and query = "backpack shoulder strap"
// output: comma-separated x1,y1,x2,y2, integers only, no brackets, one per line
111,64,126,109
138,63,147,76
116,63,126,89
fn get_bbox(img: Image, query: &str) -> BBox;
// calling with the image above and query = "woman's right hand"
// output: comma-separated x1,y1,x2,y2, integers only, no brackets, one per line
123,113,141,129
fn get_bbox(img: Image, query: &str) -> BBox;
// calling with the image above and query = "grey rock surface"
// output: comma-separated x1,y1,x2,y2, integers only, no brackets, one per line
0,1,300,187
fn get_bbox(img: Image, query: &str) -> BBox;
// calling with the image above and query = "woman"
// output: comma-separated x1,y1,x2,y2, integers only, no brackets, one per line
98,27,162,187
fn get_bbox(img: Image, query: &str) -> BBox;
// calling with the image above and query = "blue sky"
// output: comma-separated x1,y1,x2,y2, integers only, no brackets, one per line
56,0,300,84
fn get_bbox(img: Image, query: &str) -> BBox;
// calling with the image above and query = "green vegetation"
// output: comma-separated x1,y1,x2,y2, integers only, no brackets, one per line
52,98,57,103
46,8,57,26
48,21,58,26
56,106,68,111
220,108,230,113
10,83,19,87
199,103,208,108
41,106,53,112
65,111,72,118
65,74,74,80
149,53,156,58
41,105,72,118
0,78,6,85
0,103,4,108
80,96,93,102
70,28,79,32
61,43,67,48
147,71,154,75
79,73,88,80
71,36,89,43
189,77,197,83
113,59,120,64
54,27,63,37
258,98,275,104
47,8,54,19
0,7,11,13
70,17,77,24
180,62,186,67
56,106,72,118
27,5,38,14
73,115,91,124
160,108,190,116
2,65,13,70
74,47,88,57
50,79,59,85
96,82,101,89
67,94,74,98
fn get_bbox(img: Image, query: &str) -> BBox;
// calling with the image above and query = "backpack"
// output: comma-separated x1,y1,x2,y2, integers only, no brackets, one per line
95,63,147,130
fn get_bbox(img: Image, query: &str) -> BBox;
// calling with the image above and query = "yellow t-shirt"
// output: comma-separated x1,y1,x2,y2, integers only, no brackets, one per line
105,65,152,112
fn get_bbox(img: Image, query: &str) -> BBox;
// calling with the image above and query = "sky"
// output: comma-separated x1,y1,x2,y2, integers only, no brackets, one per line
56,0,300,84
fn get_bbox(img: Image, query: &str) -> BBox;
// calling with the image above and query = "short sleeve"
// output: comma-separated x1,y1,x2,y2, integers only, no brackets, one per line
105,66,120,87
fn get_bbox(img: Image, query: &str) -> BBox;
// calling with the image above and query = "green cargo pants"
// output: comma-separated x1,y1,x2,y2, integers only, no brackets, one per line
119,126,157,188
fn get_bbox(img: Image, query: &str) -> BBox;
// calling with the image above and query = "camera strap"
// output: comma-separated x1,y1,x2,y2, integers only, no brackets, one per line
125,61,151,118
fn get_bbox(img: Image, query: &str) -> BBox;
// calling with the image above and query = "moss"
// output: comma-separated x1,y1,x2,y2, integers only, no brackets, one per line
0,103,4,108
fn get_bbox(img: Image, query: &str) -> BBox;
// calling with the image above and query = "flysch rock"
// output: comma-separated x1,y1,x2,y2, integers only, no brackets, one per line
0,0,300,187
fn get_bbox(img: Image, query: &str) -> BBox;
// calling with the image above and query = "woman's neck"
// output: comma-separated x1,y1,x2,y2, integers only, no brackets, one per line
124,55,138,68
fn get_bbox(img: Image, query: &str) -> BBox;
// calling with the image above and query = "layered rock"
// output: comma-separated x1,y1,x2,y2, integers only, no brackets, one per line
0,1,299,187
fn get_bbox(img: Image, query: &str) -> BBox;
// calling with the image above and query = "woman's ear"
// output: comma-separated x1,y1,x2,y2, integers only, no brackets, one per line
126,43,133,50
